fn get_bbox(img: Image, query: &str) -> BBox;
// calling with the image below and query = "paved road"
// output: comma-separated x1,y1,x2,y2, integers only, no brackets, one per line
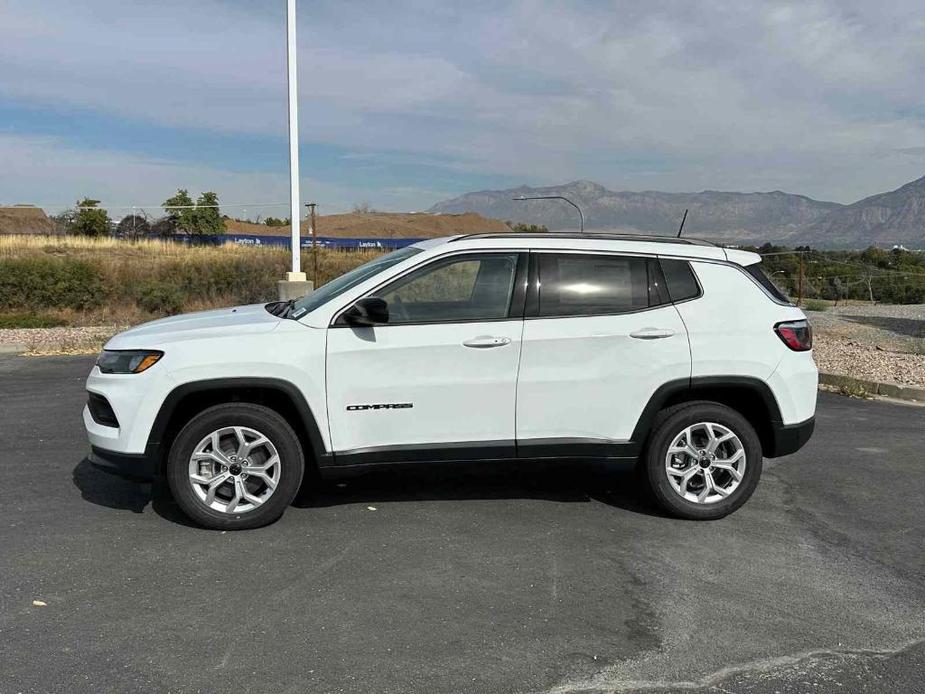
0,355,923,694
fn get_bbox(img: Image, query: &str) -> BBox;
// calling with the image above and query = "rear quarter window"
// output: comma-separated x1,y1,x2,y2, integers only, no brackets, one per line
659,259,701,302
744,264,791,304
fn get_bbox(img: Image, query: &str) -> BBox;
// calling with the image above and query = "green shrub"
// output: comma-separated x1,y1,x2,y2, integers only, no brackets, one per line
802,299,828,312
0,258,105,311
135,281,186,315
0,313,68,329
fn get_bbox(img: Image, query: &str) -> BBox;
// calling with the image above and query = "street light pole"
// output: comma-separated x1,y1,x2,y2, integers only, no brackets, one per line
286,0,303,279
512,195,584,233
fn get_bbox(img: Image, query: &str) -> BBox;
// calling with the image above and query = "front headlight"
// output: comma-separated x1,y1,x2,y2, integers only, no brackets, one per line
96,349,164,374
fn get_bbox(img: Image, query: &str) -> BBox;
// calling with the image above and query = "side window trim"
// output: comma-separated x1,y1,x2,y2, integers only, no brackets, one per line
526,249,675,320
332,250,528,327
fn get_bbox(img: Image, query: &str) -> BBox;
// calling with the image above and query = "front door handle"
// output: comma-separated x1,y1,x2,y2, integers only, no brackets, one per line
463,335,512,348
629,327,676,340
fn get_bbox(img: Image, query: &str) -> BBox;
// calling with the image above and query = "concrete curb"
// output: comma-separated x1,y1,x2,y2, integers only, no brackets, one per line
819,372,925,402
0,343,28,355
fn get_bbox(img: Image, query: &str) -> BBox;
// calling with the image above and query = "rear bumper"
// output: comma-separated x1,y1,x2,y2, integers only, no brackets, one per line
766,416,815,458
88,445,157,482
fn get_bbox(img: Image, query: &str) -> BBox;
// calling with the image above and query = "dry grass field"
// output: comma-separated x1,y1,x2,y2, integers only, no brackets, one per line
0,235,381,328
224,211,510,238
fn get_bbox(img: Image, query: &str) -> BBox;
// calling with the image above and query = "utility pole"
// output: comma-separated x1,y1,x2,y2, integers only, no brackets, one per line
306,202,317,287
798,253,804,306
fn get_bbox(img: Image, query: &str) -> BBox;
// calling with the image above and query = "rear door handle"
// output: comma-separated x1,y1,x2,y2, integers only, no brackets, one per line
463,335,512,348
629,328,676,340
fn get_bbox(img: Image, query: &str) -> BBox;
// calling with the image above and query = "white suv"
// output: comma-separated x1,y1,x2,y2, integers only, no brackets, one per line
84,233,817,529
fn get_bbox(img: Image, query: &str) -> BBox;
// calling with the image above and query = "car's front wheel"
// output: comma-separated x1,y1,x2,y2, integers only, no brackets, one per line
643,402,762,520
166,403,304,530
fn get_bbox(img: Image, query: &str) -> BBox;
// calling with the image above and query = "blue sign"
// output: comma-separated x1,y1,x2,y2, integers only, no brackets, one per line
176,234,424,251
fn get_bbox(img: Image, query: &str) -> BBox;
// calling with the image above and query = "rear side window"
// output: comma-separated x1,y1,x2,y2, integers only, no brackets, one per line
659,259,701,302
744,264,791,304
536,254,666,317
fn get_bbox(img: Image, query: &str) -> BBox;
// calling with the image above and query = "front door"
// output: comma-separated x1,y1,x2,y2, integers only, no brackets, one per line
516,251,691,457
326,251,527,464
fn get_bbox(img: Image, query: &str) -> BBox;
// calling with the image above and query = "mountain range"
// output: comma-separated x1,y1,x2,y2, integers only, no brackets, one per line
428,176,925,248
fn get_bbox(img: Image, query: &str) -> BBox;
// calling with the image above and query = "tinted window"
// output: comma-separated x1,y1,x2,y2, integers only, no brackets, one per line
745,264,791,303
537,254,652,316
659,259,701,302
375,253,519,323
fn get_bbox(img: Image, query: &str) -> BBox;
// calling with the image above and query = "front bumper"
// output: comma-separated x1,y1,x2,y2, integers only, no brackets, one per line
88,445,157,482
766,416,815,458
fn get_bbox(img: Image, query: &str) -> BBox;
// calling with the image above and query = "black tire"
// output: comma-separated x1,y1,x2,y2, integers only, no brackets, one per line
643,401,762,520
166,403,304,530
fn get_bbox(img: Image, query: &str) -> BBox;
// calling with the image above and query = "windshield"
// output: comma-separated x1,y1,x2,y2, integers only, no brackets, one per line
290,246,423,318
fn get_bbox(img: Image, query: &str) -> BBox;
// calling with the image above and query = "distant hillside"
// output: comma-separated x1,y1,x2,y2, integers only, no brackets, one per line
430,177,925,248
792,176,925,248
0,206,55,235
430,180,841,244
226,211,511,238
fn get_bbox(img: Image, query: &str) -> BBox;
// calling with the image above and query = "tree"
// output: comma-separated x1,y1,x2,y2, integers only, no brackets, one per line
71,198,112,237
163,189,195,233
506,221,548,233
50,209,77,235
161,189,224,236
117,214,151,239
191,191,223,236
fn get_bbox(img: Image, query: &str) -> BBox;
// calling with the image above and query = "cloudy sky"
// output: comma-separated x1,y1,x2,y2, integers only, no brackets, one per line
2,0,924,216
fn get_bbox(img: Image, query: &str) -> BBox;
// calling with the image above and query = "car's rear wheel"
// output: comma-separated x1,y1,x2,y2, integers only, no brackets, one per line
643,402,762,520
166,403,304,530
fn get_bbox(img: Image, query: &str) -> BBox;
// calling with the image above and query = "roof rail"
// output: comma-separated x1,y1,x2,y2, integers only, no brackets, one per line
448,231,716,246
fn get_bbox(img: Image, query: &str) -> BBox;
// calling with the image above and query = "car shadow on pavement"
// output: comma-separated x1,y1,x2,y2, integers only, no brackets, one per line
72,458,199,527
294,462,669,518
72,458,668,524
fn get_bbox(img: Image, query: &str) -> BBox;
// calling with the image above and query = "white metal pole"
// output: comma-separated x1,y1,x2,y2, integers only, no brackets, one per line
286,0,303,278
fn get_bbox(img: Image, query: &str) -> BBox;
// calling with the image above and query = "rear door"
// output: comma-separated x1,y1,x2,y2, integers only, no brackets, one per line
326,251,527,463
516,251,691,457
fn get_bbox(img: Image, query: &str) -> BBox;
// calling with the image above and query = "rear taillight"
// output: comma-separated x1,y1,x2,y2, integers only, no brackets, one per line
774,320,813,351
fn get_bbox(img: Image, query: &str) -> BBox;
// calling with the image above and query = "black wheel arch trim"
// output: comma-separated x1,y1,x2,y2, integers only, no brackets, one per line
145,377,331,472
630,375,809,458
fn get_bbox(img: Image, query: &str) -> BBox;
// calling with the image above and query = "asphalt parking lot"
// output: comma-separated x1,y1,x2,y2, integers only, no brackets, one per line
1,354,923,694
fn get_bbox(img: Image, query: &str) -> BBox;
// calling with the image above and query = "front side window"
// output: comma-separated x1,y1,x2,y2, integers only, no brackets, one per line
374,253,519,324
291,246,422,316
537,253,657,317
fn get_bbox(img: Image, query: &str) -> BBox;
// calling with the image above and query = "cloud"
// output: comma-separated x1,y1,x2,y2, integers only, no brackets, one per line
0,133,395,216
2,0,925,206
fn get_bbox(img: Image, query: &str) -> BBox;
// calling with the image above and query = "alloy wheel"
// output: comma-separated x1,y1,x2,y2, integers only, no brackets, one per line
187,426,281,514
665,422,746,504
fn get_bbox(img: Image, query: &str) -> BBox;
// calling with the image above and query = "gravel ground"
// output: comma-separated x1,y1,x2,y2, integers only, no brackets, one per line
0,326,122,354
806,303,925,388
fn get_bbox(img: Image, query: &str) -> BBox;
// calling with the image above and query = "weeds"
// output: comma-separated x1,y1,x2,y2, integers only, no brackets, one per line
0,235,383,325
802,299,829,312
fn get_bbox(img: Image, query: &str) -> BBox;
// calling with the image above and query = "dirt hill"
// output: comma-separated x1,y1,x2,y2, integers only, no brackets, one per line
225,211,511,238
0,206,55,235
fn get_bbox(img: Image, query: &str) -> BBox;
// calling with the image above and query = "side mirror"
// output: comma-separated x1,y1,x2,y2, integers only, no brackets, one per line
343,297,389,326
